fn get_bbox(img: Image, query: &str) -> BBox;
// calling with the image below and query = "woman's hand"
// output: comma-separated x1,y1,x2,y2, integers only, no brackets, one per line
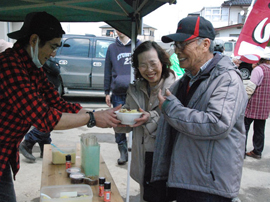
130,108,150,127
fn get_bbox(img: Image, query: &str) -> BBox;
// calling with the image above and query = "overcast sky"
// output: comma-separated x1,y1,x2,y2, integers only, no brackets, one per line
62,0,226,40
144,0,225,40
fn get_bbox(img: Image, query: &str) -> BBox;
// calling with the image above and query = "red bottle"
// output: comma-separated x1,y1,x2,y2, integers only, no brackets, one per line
65,154,71,170
103,182,111,202
99,177,106,197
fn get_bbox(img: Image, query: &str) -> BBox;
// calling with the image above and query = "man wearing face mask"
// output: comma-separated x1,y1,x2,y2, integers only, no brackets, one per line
0,12,121,202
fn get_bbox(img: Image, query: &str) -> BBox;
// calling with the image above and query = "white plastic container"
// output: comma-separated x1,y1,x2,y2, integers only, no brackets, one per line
51,144,76,164
40,184,93,202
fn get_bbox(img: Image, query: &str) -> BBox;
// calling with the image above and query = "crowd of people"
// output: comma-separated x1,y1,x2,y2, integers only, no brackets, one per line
0,11,269,202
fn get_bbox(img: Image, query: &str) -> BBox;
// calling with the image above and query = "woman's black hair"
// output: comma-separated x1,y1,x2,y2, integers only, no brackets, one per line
132,41,174,80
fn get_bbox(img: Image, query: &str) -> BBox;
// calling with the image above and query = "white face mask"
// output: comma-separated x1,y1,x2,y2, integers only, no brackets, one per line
30,37,43,68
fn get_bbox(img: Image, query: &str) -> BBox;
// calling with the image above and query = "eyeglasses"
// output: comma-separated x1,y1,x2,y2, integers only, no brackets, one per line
48,42,61,53
50,45,59,53
138,62,160,70
170,37,200,51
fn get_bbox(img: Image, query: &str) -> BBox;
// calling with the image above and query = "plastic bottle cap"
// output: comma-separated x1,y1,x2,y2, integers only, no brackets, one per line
66,154,71,161
99,177,106,184
104,181,111,189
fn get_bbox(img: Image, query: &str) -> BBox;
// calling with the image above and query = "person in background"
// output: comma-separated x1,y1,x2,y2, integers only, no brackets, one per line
114,41,176,202
169,52,185,79
151,16,247,202
104,30,140,165
19,59,61,162
213,38,224,55
232,57,242,67
245,47,270,159
0,12,120,202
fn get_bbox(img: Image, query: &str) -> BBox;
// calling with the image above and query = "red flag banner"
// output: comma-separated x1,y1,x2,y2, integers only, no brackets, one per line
234,0,270,63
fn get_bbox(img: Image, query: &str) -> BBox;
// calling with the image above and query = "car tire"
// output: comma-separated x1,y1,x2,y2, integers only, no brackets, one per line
240,67,251,80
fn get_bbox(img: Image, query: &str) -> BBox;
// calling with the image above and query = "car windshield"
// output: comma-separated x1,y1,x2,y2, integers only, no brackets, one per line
224,41,236,52
224,42,233,51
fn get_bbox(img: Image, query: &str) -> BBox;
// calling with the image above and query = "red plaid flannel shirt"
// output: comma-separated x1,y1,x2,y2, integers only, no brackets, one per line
0,42,82,181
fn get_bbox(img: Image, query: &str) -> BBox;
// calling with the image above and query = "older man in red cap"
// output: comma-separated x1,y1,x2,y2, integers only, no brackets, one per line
151,16,247,202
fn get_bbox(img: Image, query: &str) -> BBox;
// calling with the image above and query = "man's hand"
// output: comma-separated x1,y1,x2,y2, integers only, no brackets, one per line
105,94,111,107
158,89,171,109
130,108,150,127
94,105,122,128
232,58,241,67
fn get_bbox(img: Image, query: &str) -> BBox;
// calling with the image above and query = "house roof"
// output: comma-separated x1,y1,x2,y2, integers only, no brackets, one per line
222,0,252,6
214,23,243,31
99,23,157,30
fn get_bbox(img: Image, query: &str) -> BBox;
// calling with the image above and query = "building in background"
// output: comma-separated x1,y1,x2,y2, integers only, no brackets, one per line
99,23,156,41
0,22,22,43
188,0,252,38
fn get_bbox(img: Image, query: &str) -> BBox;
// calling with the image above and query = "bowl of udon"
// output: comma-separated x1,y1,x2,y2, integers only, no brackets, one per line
115,109,143,125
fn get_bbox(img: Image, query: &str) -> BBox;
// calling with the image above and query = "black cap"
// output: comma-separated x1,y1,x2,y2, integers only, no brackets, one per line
161,16,215,43
7,11,65,40
99,177,106,185
66,154,71,161
104,181,111,189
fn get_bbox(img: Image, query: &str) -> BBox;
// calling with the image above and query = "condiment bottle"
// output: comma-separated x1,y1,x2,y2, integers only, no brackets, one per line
99,177,106,197
66,154,71,169
103,181,111,202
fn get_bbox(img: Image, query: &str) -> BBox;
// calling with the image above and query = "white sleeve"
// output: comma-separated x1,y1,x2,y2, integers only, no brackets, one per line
245,80,257,99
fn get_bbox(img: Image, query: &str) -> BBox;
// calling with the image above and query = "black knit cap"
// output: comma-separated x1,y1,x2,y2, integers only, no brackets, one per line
8,11,65,39
162,16,215,43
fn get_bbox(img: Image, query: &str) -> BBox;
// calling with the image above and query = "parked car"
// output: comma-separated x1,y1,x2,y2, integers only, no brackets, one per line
223,39,237,58
215,37,252,79
43,58,61,90
45,34,115,97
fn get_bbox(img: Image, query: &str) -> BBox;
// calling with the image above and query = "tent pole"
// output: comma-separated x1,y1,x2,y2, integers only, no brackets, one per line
126,19,136,202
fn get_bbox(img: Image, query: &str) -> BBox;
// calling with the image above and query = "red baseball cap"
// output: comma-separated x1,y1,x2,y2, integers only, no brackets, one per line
162,16,215,43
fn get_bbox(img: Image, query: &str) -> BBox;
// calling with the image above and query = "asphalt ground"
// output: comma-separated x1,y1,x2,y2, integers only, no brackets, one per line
14,99,270,202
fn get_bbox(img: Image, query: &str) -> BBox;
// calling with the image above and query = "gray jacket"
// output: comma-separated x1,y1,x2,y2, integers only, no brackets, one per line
114,72,176,184
151,55,248,198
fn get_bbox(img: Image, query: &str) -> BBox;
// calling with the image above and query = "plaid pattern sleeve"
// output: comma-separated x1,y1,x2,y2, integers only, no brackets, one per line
40,74,82,115
0,43,82,181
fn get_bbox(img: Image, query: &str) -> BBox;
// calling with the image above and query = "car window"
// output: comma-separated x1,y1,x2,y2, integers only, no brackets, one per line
95,40,114,58
60,38,90,57
224,42,233,52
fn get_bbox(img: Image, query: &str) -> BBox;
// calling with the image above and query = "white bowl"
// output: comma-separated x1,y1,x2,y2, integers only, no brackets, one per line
115,110,143,125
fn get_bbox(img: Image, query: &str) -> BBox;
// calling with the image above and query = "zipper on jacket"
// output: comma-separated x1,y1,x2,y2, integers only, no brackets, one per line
141,136,144,144
210,171,215,181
